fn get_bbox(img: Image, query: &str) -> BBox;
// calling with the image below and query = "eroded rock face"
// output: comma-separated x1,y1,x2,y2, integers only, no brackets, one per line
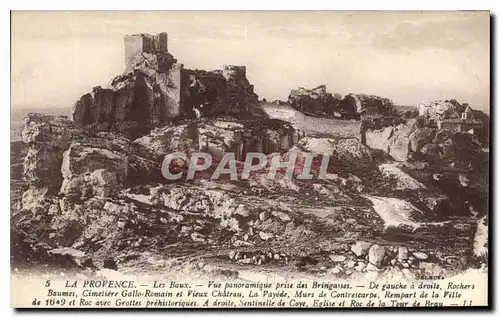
73,64,183,139
198,118,295,161
182,66,259,118
364,120,483,165
20,114,160,207
21,114,81,194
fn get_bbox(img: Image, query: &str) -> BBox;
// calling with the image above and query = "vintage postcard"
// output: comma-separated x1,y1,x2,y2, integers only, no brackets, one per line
10,11,490,308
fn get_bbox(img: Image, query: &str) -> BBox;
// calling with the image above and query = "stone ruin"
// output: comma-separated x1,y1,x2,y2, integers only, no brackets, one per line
73,33,259,139
288,85,395,119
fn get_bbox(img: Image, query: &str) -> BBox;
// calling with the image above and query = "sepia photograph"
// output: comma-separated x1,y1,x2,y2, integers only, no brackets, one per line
10,10,490,308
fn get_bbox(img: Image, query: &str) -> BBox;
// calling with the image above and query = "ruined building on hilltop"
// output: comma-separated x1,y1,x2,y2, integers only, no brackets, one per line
72,33,259,138
418,100,484,136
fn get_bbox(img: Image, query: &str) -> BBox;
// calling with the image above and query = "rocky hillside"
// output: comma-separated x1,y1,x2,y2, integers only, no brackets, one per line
12,110,487,280
11,33,488,282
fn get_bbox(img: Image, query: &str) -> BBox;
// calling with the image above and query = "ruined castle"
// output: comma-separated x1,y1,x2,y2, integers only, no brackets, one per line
73,33,259,138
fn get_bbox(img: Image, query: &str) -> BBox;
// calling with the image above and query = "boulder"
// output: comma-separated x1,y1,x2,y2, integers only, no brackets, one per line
412,252,429,260
368,244,386,267
351,241,372,257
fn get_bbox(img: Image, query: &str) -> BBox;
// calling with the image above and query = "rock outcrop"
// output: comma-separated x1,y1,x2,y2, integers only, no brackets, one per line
73,33,258,139
20,113,160,210
288,86,395,119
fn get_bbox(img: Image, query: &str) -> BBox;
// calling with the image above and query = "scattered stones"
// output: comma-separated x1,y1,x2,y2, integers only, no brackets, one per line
329,255,347,263
228,251,236,260
351,241,372,257
346,260,356,268
331,266,342,274
390,259,398,266
368,244,386,267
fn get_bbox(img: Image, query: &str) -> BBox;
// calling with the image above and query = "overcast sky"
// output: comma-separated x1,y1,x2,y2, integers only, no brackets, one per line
11,11,490,112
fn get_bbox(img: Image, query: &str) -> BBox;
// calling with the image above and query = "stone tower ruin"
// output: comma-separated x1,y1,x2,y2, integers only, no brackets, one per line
72,32,259,139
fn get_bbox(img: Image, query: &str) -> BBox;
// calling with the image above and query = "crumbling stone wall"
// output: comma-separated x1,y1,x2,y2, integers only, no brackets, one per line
181,65,259,117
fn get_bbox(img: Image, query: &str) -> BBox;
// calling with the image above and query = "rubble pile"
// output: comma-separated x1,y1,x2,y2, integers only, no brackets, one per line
287,86,395,118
